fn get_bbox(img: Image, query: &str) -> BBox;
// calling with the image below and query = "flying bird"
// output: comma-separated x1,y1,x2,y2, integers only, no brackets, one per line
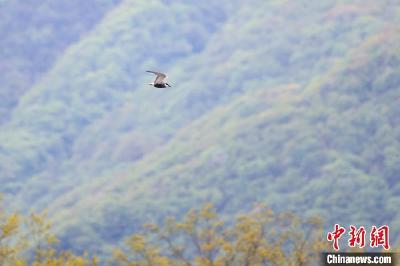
146,70,171,88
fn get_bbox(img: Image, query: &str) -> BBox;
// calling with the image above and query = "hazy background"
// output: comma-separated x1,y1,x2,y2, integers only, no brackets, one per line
1,0,399,257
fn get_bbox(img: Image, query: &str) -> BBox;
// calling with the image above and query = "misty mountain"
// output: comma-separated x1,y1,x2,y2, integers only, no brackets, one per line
0,0,399,256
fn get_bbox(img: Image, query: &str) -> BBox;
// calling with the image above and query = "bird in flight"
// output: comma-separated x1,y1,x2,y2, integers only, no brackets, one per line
146,70,171,88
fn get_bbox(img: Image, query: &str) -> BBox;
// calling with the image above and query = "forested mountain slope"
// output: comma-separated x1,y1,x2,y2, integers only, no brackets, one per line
0,0,121,124
0,0,399,256
49,29,400,254
0,0,233,195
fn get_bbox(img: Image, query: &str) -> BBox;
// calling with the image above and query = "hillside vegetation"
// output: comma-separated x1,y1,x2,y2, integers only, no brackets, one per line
0,0,121,124
0,0,399,258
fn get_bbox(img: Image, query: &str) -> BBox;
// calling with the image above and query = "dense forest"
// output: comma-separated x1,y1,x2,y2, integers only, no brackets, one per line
0,0,399,263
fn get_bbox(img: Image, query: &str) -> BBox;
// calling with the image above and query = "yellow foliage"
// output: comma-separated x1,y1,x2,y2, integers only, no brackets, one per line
113,203,327,266
200,203,217,220
0,195,97,266
14,259,26,266
127,234,146,252
1,194,332,266
2,214,20,237
152,256,170,266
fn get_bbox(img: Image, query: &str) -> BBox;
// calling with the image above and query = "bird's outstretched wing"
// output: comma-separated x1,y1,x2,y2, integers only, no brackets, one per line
146,70,167,84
